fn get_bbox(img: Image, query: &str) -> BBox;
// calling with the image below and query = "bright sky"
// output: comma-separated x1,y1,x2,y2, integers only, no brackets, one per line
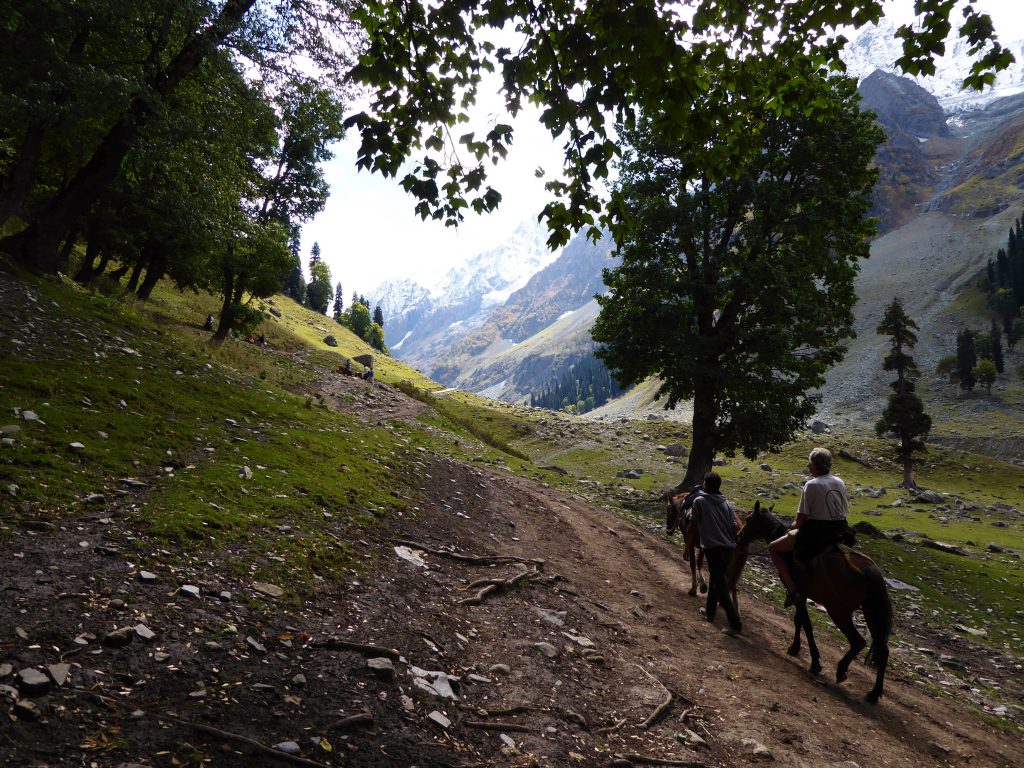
301,0,1024,301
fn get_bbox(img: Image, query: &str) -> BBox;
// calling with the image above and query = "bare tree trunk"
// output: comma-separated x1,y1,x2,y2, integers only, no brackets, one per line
125,260,144,293
901,460,917,491
212,268,235,342
136,250,167,301
681,379,717,489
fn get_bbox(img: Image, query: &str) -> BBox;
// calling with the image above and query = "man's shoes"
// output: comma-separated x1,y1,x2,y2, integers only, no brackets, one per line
783,590,803,608
721,626,742,637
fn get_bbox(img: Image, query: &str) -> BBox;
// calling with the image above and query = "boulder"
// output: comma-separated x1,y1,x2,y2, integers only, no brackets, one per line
323,335,338,347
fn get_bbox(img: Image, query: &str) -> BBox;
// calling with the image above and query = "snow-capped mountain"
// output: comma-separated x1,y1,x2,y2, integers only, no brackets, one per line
842,17,1024,113
368,217,556,353
428,218,556,309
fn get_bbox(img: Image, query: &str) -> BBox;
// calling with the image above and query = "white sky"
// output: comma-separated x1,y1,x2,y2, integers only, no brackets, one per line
302,0,1024,301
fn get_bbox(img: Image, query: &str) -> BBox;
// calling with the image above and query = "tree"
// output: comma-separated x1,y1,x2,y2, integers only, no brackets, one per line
935,355,959,384
343,300,373,341
309,242,322,269
367,322,386,352
874,298,931,490
283,236,306,303
333,283,344,320
990,317,1004,373
974,358,997,395
306,260,333,314
346,0,1012,248
956,329,977,391
0,0,355,273
373,305,385,328
592,62,882,488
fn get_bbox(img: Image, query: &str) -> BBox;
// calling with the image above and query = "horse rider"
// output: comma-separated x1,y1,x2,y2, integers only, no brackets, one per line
769,447,851,607
691,471,743,636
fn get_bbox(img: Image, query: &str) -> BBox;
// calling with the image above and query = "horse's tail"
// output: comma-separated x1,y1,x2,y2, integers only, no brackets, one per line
861,563,892,667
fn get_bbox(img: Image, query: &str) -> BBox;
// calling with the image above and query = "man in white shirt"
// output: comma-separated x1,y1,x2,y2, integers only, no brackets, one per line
769,447,850,607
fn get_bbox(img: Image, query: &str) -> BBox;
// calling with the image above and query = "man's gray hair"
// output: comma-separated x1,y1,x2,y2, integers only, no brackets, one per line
809,447,833,474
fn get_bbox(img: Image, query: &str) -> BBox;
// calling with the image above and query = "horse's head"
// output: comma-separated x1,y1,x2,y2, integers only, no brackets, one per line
664,489,683,534
738,499,779,546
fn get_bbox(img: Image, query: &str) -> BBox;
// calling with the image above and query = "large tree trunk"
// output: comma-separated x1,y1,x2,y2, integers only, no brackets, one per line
901,459,917,491
681,379,718,489
125,260,144,293
135,251,166,301
0,127,45,227
212,268,235,342
74,236,106,283
1,0,257,272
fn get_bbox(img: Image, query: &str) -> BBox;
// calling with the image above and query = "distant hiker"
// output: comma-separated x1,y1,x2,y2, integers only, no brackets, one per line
363,366,375,384
257,333,265,347
691,471,742,636
769,447,851,607
203,314,215,332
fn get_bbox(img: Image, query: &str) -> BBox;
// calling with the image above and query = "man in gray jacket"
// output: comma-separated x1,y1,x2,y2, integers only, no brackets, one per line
691,471,742,636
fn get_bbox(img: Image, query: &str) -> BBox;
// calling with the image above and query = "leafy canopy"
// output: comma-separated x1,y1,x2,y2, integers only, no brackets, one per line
346,0,1013,247
592,59,883,475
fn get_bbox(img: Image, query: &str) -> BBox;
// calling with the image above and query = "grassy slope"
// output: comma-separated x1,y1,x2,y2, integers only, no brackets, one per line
3,267,1022,659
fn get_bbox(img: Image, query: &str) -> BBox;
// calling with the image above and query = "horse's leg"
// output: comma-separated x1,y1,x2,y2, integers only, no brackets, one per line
828,607,866,685
687,553,698,596
797,601,822,675
861,569,893,703
697,549,707,594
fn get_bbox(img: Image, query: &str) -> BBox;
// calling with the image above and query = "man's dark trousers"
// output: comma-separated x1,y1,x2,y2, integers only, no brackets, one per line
704,546,741,632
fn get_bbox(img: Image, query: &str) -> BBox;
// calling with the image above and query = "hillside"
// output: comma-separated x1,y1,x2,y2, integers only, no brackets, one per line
2,264,1023,767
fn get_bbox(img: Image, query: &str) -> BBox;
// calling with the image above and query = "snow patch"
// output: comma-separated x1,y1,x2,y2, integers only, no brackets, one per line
391,330,413,351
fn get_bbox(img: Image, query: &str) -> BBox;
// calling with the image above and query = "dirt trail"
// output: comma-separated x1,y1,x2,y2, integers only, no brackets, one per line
471,465,1022,767
2,358,1021,767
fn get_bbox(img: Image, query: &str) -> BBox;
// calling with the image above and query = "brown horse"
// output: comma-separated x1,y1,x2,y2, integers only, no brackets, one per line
665,488,743,612
665,488,707,596
736,501,892,703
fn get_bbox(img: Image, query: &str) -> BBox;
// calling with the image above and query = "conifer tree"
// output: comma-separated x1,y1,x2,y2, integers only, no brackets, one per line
875,298,931,490
373,305,385,328
309,241,322,270
333,282,344,321
990,317,1004,374
956,329,977,391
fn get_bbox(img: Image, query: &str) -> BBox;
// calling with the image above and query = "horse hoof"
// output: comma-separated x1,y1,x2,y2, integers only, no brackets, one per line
864,691,881,704
687,588,697,596
787,645,800,657
836,670,848,684
810,662,822,676
699,585,708,595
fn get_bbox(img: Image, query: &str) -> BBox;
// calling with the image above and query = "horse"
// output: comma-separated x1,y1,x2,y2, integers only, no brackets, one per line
736,501,892,703
665,489,744,613
664,487,707,597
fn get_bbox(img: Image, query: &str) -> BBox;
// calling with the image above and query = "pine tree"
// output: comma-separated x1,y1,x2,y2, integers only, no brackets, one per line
956,329,977,391
333,282,344,321
875,298,932,489
990,317,1004,374
373,305,384,328
309,241,322,270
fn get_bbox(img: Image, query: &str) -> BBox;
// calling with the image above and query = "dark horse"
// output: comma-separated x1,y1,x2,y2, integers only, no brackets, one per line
665,488,743,611
736,501,892,703
664,488,707,596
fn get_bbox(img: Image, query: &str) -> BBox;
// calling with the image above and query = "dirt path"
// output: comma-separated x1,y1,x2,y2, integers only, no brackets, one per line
2,363,1021,767
467,467,1023,768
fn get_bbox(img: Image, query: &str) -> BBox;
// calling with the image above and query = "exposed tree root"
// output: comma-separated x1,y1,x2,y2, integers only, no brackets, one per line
312,637,401,659
157,712,333,768
459,568,543,605
329,711,374,730
463,720,533,732
612,755,706,767
595,717,628,735
393,539,545,569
